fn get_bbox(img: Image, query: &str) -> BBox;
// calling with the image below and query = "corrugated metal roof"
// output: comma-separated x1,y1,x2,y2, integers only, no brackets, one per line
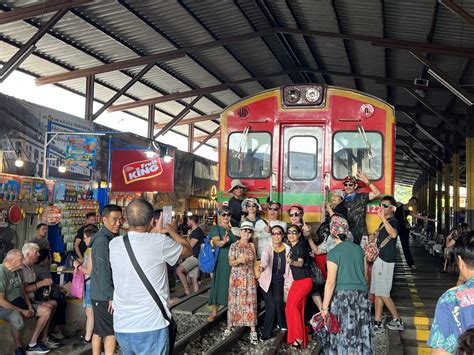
0,0,472,183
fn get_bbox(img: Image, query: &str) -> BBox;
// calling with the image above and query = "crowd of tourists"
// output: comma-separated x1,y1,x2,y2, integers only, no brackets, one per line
0,171,473,354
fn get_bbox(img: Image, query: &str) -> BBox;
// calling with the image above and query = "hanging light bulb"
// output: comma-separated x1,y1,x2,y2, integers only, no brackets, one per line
145,150,156,158
58,165,67,173
14,159,24,168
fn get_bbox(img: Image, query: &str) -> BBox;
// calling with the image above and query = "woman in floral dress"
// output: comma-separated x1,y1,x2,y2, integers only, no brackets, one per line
224,220,258,345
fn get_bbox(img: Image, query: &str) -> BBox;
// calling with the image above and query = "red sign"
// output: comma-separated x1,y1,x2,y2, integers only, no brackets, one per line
111,150,174,192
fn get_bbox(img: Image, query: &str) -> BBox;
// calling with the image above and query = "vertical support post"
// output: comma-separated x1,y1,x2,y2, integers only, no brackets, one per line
188,123,194,153
85,75,94,121
443,154,451,234
106,135,112,205
437,161,443,234
428,175,436,219
147,104,155,140
466,106,474,226
452,132,460,226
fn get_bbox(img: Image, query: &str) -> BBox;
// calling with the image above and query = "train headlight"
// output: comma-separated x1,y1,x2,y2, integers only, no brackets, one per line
285,88,301,104
305,87,321,103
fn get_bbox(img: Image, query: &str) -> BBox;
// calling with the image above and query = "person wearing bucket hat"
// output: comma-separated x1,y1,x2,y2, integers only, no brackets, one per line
227,179,247,227
325,190,347,219
240,198,262,226
207,206,239,322
342,171,380,245
225,220,258,345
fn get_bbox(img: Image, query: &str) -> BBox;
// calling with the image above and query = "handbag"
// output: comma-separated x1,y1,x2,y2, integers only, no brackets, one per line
308,258,325,288
364,231,392,263
310,311,342,348
198,229,222,273
123,235,177,355
70,269,85,299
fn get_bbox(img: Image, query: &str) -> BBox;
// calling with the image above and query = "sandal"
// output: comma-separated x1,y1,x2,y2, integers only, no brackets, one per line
291,340,303,349
207,314,216,322
249,331,258,345
223,328,232,339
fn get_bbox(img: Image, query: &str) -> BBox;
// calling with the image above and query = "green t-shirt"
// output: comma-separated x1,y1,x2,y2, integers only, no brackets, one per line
0,264,23,302
327,241,368,292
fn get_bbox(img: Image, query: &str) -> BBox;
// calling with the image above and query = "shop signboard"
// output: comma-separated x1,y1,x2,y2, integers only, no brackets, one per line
110,150,174,192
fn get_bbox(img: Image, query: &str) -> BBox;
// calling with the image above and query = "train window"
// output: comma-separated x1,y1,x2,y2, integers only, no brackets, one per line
288,136,318,180
227,132,271,179
332,131,383,180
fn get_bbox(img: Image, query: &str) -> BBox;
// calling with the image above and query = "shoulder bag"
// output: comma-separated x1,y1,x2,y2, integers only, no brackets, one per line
364,226,393,263
123,235,177,354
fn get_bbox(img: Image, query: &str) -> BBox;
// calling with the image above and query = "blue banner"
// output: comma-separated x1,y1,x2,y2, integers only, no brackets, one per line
65,136,97,168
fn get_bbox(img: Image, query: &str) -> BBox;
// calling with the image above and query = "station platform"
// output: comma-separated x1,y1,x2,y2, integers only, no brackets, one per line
391,236,458,354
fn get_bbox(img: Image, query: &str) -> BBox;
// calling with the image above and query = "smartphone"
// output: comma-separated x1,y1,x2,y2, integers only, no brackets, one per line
162,206,172,226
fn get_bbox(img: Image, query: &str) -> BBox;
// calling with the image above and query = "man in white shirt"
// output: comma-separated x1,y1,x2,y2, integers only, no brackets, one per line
110,198,192,355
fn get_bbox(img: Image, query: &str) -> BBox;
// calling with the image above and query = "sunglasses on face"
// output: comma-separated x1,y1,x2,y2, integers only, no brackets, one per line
288,230,299,235
343,182,355,187
268,207,279,211
247,204,257,208
233,186,243,190
380,203,391,208
271,231,283,236
289,212,302,217
241,229,253,233
220,212,231,217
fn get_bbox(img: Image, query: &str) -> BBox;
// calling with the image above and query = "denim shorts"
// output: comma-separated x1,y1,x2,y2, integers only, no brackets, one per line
116,327,169,355
0,306,24,331
83,283,91,308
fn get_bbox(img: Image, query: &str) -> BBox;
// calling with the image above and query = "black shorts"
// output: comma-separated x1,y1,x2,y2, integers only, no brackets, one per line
92,300,114,337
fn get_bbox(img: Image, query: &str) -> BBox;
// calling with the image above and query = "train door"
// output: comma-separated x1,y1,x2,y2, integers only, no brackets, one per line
281,126,324,221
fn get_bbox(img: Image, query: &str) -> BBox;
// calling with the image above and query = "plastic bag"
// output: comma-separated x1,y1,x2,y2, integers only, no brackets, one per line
70,269,84,299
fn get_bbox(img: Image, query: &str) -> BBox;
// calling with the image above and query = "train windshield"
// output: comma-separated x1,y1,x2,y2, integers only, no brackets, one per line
227,132,271,179
332,131,383,180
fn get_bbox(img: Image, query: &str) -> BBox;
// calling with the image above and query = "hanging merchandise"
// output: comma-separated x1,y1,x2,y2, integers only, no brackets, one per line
42,204,62,226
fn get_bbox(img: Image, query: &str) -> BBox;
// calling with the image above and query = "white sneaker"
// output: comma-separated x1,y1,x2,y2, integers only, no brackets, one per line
223,328,232,339
249,331,258,345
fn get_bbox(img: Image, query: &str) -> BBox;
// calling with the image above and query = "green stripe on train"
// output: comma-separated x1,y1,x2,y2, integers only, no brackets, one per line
217,192,384,206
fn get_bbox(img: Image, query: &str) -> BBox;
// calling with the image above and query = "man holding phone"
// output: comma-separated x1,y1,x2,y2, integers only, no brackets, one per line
371,195,404,333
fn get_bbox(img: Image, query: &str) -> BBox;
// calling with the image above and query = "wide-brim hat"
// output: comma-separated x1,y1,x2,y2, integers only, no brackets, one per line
239,221,255,230
241,197,262,211
342,176,366,189
227,179,247,193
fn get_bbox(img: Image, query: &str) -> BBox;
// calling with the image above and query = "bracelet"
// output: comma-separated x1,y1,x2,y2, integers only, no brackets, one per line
321,307,328,311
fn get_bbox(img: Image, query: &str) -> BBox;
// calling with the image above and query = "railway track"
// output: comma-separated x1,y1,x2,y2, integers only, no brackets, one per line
171,289,323,354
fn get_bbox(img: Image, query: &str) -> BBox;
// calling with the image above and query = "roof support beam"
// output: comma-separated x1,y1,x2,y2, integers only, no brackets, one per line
193,127,220,153
439,0,474,26
35,27,474,86
147,104,155,140
154,95,203,138
277,27,474,58
399,113,452,153
398,126,445,164
405,88,466,136
154,114,221,130
107,68,446,112
399,139,437,171
92,62,155,120
188,124,194,153
399,146,435,177
35,29,275,86
0,0,91,25
84,74,94,121
0,7,69,82
410,51,473,106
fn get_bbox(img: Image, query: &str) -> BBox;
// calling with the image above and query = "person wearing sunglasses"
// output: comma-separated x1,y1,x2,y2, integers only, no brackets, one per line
342,171,380,246
240,197,262,225
254,201,287,261
285,224,313,349
227,179,247,227
258,224,292,341
371,196,404,333
225,221,258,345
207,206,239,322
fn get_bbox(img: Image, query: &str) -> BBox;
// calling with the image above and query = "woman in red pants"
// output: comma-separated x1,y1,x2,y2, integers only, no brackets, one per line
285,224,313,349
